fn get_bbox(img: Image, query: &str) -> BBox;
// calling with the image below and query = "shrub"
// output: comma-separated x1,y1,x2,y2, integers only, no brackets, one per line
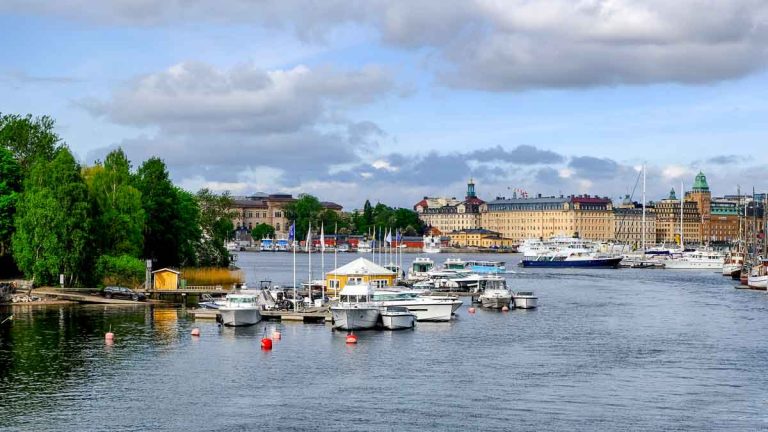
95,254,145,288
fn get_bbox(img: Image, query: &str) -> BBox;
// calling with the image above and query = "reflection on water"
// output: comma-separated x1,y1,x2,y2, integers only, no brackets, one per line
1,253,768,431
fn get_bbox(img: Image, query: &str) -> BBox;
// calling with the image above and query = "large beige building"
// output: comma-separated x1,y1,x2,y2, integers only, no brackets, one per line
232,194,342,235
447,229,515,249
480,195,614,243
613,197,656,248
414,180,484,234
653,188,701,245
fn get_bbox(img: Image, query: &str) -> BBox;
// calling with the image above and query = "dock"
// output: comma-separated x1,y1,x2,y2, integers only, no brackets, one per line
188,308,331,323
32,288,147,305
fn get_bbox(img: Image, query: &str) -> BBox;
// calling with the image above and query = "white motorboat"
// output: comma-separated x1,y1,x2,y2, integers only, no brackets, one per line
218,293,261,326
330,283,381,330
663,250,725,270
477,277,512,309
260,238,274,252
722,252,744,276
747,260,768,289
423,235,441,253
372,289,462,321
356,240,373,253
380,306,416,330
407,257,435,281
513,291,538,309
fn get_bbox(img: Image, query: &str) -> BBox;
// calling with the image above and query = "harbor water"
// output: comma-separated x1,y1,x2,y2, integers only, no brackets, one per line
1,252,768,431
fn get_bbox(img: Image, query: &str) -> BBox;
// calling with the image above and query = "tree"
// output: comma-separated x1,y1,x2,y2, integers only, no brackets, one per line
175,188,201,267
0,113,62,173
0,146,20,257
133,158,184,268
87,148,145,258
251,223,275,241
195,188,235,267
283,194,324,240
12,149,93,286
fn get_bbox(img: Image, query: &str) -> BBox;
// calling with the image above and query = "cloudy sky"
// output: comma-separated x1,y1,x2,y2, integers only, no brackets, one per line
2,1,768,209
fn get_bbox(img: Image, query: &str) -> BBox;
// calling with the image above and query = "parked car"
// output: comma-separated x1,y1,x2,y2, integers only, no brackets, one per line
102,286,146,302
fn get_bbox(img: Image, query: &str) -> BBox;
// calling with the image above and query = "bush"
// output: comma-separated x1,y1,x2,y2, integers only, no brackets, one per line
95,254,145,288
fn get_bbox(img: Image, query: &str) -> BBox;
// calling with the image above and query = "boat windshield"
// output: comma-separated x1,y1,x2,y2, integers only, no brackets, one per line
373,292,418,301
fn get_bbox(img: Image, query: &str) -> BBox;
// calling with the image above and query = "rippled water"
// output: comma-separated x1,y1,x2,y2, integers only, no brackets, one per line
2,252,767,431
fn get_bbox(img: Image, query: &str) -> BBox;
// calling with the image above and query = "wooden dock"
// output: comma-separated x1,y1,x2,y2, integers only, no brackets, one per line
187,308,331,323
32,288,146,305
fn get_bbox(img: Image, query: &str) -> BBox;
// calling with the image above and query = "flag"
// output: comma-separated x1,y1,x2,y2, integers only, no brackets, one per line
396,230,402,242
385,229,392,244
320,224,325,252
288,222,296,241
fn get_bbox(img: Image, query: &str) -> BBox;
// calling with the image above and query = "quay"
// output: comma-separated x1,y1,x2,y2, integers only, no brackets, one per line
32,288,148,305
188,307,331,323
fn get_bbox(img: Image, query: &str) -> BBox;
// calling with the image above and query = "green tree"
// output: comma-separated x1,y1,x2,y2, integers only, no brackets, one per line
87,148,145,258
0,146,20,257
283,194,324,240
251,223,275,241
133,158,184,268
0,113,62,173
195,188,235,267
175,188,202,267
12,149,94,286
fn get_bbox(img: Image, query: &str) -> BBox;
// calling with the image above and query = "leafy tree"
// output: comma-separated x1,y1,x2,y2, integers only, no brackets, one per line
133,157,184,268
0,113,62,173
251,223,275,240
195,188,235,267
283,193,324,240
0,146,20,257
95,254,146,288
12,149,93,286
175,188,202,267
87,148,145,258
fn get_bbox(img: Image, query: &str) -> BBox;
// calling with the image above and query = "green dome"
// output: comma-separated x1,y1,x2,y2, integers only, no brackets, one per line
692,171,709,192
668,187,677,200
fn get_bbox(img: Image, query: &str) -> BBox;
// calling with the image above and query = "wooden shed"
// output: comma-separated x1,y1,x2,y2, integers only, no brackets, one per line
325,257,396,293
152,268,180,291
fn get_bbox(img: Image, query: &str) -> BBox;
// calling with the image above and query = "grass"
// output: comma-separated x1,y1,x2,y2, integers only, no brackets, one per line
181,267,244,286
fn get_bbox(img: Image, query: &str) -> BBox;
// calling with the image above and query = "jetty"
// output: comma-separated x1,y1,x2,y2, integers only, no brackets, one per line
32,288,147,305
188,307,330,323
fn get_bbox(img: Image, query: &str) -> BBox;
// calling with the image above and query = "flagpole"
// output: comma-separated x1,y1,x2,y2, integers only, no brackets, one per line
372,225,375,263
307,222,312,309
334,222,338,296
291,221,296,312
320,222,325,305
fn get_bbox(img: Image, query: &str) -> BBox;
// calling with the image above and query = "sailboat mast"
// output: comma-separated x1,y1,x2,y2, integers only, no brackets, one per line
641,163,646,251
680,181,684,250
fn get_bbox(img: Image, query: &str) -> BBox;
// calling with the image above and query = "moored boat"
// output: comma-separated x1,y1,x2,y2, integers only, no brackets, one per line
380,306,416,330
330,283,381,330
513,292,538,309
521,250,622,268
466,260,506,274
477,277,512,309
218,293,261,326
372,289,462,321
722,252,744,276
663,250,724,270
407,257,435,281
747,259,768,289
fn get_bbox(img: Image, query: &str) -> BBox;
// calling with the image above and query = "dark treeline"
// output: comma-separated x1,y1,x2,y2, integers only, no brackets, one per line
0,113,235,287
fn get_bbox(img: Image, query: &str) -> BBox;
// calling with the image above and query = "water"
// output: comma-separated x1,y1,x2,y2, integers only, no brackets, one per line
2,252,768,431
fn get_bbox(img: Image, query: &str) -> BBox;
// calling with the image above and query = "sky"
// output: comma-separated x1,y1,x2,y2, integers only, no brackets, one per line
1,1,768,209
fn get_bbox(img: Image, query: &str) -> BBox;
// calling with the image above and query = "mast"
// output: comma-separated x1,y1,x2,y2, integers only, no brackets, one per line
307,222,312,307
320,223,325,305
641,163,646,252
680,180,684,250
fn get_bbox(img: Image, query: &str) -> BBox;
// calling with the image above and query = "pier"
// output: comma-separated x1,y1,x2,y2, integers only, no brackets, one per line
188,307,331,323
32,288,146,305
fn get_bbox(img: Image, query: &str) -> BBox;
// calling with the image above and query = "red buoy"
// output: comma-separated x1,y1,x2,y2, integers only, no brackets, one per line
468,307,476,314
501,306,510,312
261,337,273,350
191,328,201,336
345,333,358,344
272,330,281,340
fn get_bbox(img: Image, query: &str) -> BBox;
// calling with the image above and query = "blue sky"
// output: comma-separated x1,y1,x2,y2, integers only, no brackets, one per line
2,1,767,209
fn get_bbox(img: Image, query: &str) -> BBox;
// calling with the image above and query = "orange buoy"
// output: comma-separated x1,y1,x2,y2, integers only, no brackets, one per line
261,337,273,350
468,307,476,314
345,333,358,344
272,330,281,340
501,305,510,312
191,328,201,336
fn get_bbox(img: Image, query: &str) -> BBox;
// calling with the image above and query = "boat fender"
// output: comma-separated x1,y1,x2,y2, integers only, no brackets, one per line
468,307,476,314
261,337,273,350
191,328,201,337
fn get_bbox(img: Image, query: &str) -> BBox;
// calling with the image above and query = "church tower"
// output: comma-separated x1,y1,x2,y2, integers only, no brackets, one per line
687,171,711,242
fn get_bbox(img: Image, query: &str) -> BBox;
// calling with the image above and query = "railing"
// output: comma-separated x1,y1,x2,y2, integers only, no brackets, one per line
182,285,226,291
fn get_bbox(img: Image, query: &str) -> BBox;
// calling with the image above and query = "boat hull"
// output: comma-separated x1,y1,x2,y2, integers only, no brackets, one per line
380,301,459,321
381,312,415,330
331,307,380,330
663,260,723,270
219,308,261,326
521,257,622,268
747,275,768,289
479,295,511,309
722,263,742,276
513,295,538,309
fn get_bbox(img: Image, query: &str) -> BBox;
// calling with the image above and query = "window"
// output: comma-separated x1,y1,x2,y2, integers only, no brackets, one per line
329,279,340,289
348,277,363,285
276,223,281,231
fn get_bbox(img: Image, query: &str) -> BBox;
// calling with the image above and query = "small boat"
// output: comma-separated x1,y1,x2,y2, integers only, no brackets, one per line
275,238,290,252
330,283,381,330
356,240,373,253
747,259,768,289
513,292,538,309
407,257,435,281
442,258,469,272
423,235,441,253
218,293,261,326
466,260,506,274
722,252,744,276
226,241,239,251
477,277,512,309
380,306,416,330
372,289,462,321
199,293,225,309
663,250,725,270
260,238,274,252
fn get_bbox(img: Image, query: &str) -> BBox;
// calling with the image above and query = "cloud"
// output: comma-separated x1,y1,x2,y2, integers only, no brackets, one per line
9,1,768,90
706,155,745,165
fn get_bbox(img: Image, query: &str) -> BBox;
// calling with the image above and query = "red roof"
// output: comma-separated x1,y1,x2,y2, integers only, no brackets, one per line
570,197,611,204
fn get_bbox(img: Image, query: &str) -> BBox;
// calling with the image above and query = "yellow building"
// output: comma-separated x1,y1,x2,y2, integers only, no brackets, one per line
152,268,180,291
480,195,614,243
325,257,396,292
414,180,484,234
613,197,657,248
653,188,702,245
447,229,515,248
